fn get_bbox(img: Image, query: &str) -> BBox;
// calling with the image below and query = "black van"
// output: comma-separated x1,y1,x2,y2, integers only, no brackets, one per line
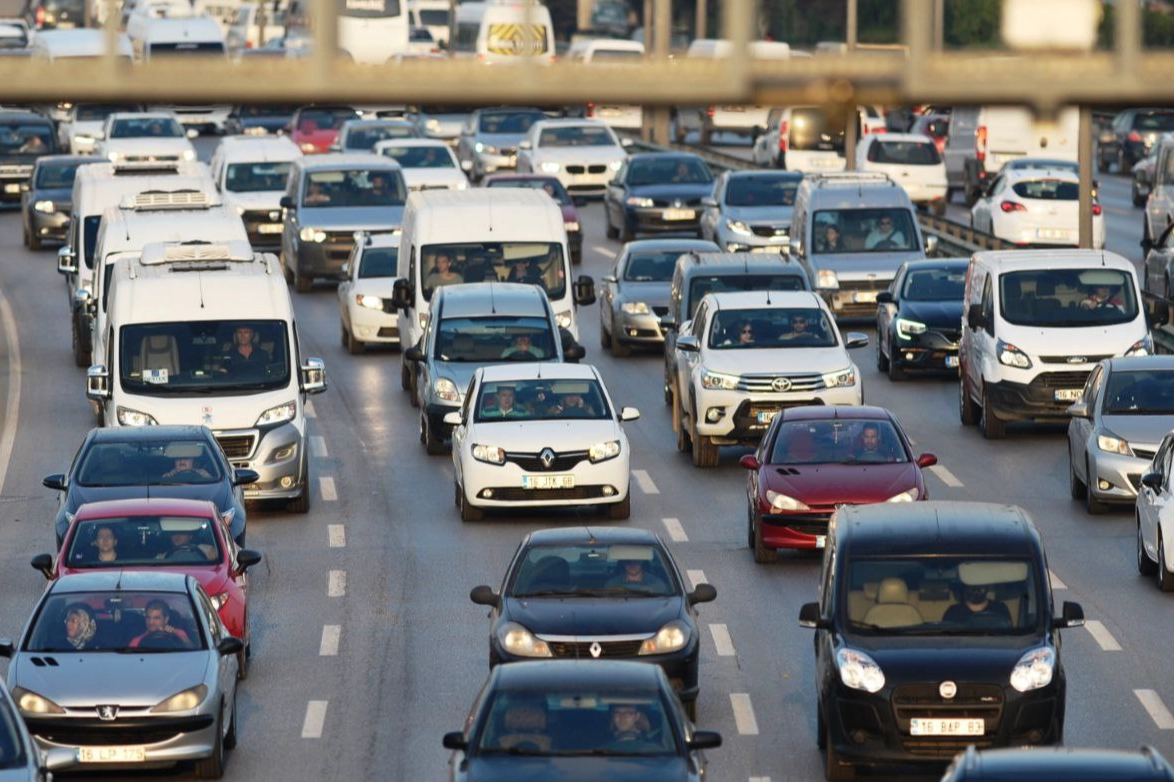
798,501,1084,780
0,111,57,204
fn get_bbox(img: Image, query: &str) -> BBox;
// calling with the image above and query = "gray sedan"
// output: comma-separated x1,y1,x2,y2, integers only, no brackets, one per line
699,170,802,253
0,680,74,781
1,571,242,779
456,107,548,181
1068,356,1174,513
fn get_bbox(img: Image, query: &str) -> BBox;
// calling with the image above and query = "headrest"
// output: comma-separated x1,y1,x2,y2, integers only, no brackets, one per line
877,577,909,604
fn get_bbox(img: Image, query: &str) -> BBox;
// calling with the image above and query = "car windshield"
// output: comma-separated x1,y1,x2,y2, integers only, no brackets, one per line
418,8,448,24
225,161,292,192
509,543,677,597
1102,370,1174,414
378,144,455,169
25,590,207,653
118,319,291,393
237,104,298,119
622,251,679,282
76,438,225,487
709,307,837,349
344,124,417,150
769,418,909,464
901,266,966,301
474,378,612,422
1000,269,1139,327
1133,112,1174,132
297,108,359,131
591,48,642,62
725,175,798,207
65,515,223,567
358,246,398,278
76,103,135,121
844,557,1042,636
0,693,27,769
83,214,100,270
109,117,184,138
420,242,566,302
35,161,80,189
627,157,712,186
436,317,557,364
485,177,571,206
1010,178,1078,200
812,208,918,253
0,123,52,154
687,274,807,317
476,687,680,757
301,168,406,207
478,110,544,134
537,125,616,148
868,139,941,165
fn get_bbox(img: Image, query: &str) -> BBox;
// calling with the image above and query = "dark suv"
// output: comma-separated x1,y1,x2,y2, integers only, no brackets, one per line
798,501,1084,780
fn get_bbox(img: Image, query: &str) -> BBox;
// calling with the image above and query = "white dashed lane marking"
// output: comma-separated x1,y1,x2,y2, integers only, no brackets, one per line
1049,570,1067,590
309,435,327,457
631,470,659,494
319,476,338,502
1135,690,1174,729
709,624,736,657
328,525,346,548
661,517,688,542
729,693,760,735
319,625,341,656
301,701,328,738
1085,620,1123,651
305,400,317,419
592,245,615,257
927,464,964,488
328,570,346,597
749,778,772,782
686,570,707,591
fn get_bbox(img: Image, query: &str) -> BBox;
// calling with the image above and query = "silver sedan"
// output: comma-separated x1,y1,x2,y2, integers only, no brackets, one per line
699,170,802,253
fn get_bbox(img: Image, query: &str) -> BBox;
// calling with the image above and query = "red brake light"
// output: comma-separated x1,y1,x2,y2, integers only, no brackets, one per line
1092,204,1103,216
778,120,789,152
1000,200,1026,213
976,125,988,162
1128,131,1143,143
35,6,44,24
586,103,594,117
706,106,715,118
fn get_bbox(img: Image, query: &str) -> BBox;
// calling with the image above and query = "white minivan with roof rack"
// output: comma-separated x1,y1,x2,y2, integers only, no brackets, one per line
209,134,302,251
87,240,327,513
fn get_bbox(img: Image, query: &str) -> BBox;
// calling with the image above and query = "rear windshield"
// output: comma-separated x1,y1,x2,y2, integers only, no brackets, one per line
418,8,448,24
867,140,941,165
297,108,359,131
1011,179,1078,200
1133,112,1174,132
789,107,847,152
537,125,615,147
591,48,641,62
485,176,571,206
35,160,80,188
725,174,798,207
76,103,137,121
623,251,679,282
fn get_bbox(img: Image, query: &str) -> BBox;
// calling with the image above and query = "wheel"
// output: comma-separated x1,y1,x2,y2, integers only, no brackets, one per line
1085,459,1107,514
408,370,419,408
600,318,611,350
1118,149,1128,174
194,709,225,779
1134,183,1147,208
344,325,363,354
605,212,619,239
454,481,461,507
817,703,827,750
610,323,631,358
223,690,238,749
683,698,697,722
1139,518,1158,576
422,411,445,455
293,268,312,293
980,386,1005,439
1068,450,1085,500
751,512,777,564
1159,534,1174,592
824,724,854,781
619,221,634,243
959,376,979,426
286,456,311,513
236,646,249,681
72,313,89,368
690,419,719,467
663,372,673,406
887,342,907,381
27,226,42,251
400,361,411,391
459,484,484,522
876,332,889,372
673,387,691,453
607,493,631,520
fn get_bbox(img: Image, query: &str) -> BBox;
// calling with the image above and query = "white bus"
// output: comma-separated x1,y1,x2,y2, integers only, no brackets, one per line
338,0,408,63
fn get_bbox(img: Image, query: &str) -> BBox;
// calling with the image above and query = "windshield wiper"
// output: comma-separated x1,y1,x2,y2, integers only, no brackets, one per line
514,587,666,599
478,746,551,757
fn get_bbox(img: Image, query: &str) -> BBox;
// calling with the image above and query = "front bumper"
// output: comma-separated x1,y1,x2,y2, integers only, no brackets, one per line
694,387,862,442
473,150,517,176
1087,448,1152,503
758,510,832,550
821,281,894,319
716,224,789,253
169,107,231,130
614,307,668,346
294,239,352,281
0,172,31,203
347,301,400,344
901,182,948,204
984,372,1091,423
216,421,306,500
240,209,285,251
555,167,613,196
27,712,218,768
623,206,701,235
425,402,460,441
890,328,960,372
462,453,631,509
28,206,71,241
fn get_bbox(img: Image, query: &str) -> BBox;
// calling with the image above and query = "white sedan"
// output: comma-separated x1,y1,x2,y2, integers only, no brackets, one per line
373,138,469,191
338,233,401,353
1137,428,1174,591
516,118,629,197
970,166,1106,249
94,112,197,163
447,363,640,522
855,133,948,214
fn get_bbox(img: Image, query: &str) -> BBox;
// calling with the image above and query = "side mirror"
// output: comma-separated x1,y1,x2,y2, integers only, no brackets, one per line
574,275,596,306
217,636,245,656
340,262,350,276
687,730,722,750
391,278,413,310
235,549,262,573
619,406,640,422
1053,600,1085,629
789,238,803,257
57,246,76,275
42,473,66,491
443,411,462,426
404,346,425,363
299,357,328,394
659,313,676,330
1141,471,1163,491
279,195,294,209
798,601,830,629
844,332,869,349
700,196,717,207
442,731,467,751
916,453,938,468
1152,310,1169,328
41,748,77,773
601,274,617,284
739,454,761,470
86,364,110,401
875,291,894,304
966,303,985,331
518,140,531,150
924,235,939,254
469,584,500,608
688,583,717,605
564,343,586,362
0,639,12,658
328,143,341,152
620,136,634,148
233,468,260,486
185,127,199,139
30,553,53,580
1067,401,1089,419
676,335,699,352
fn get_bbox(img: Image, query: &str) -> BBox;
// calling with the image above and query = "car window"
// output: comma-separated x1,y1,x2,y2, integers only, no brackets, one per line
1011,179,1078,200
626,157,712,186
769,418,909,464
1102,369,1174,414
1082,364,1103,406
35,161,80,189
420,242,565,302
622,251,679,282
225,161,291,193
724,174,798,207
358,247,398,278
76,438,224,486
537,125,616,148
301,168,406,208
509,543,677,596
65,515,223,567
378,144,456,169
1134,112,1174,132
812,208,918,253
867,140,941,165
901,267,966,301
999,268,1138,328
708,306,837,349
25,590,207,652
474,378,611,422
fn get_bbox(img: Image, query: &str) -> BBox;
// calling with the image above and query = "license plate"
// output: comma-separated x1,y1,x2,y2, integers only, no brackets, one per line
522,474,575,490
663,208,695,221
3,183,20,193
853,290,878,304
910,718,984,736
257,223,283,234
815,535,827,549
1055,388,1082,402
811,157,840,169
1037,228,1070,240
78,746,147,763
945,356,959,368
756,410,778,424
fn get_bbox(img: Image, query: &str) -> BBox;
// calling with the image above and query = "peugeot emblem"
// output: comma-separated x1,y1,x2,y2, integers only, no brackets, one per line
540,448,556,469
771,377,792,392
97,705,118,721
939,681,958,700
589,641,602,659
672,199,682,208
268,210,281,222
1067,356,1086,364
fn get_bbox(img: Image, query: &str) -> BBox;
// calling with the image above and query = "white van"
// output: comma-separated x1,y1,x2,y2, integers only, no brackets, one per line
408,0,449,45
30,28,134,62
209,134,302,250
674,39,791,144
959,249,1152,439
450,0,554,64
567,38,644,131
389,188,596,381
60,160,218,366
87,239,327,513
135,15,228,60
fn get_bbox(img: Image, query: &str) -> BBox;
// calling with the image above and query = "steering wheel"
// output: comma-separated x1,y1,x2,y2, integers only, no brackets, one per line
876,239,898,250
139,630,186,649
165,545,207,560
507,351,538,361
166,469,206,482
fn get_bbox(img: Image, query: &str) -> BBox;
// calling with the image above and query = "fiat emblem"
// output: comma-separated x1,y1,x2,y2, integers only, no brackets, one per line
589,641,602,658
771,377,792,392
939,681,957,700
540,448,556,469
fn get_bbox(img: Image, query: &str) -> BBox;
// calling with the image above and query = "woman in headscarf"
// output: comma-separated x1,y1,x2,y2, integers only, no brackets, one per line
64,603,98,650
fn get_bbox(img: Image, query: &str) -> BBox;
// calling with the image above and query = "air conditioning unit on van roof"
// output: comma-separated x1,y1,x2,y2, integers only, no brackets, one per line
140,240,254,265
111,160,181,175
809,172,894,188
119,189,217,210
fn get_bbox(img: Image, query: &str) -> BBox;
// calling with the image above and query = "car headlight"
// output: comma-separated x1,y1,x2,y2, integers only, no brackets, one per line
895,318,927,340
886,488,920,503
564,221,580,232
299,227,326,243
621,301,650,315
418,312,429,329
555,311,572,329
105,150,121,161
816,269,840,290
221,507,236,528
996,338,1033,369
116,406,157,426
1010,646,1054,692
1097,432,1132,456
539,161,561,173
725,218,752,235
208,591,230,611
150,685,208,713
33,200,56,213
638,620,690,655
609,160,623,171
426,118,441,130
12,688,65,715
822,367,856,388
73,133,93,145
701,369,739,390
299,142,317,153
434,377,460,402
1126,335,1153,357
356,293,383,310
472,443,505,465
181,149,197,161
497,622,552,657
766,489,810,512
836,648,885,693
588,440,621,463
256,400,297,426
626,196,654,207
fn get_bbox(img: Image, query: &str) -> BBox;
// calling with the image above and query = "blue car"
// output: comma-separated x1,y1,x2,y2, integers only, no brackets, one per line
604,153,715,242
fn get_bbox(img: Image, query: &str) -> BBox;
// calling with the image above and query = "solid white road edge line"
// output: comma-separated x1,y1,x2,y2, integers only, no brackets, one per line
305,399,317,418
1084,620,1123,652
328,570,347,597
319,625,341,656
0,289,20,496
320,476,338,502
631,470,659,494
1049,570,1067,590
709,624,736,657
309,435,327,457
301,701,328,738
730,693,759,735
661,517,688,542
328,525,346,548
1135,690,1174,730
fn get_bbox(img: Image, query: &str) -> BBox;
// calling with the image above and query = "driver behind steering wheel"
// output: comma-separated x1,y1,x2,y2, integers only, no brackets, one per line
161,443,212,481
1080,283,1124,311
129,599,192,648
942,583,1011,628
157,529,217,561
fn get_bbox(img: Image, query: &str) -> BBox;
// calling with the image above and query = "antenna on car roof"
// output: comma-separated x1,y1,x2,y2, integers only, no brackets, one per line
1101,252,1106,266
490,283,496,314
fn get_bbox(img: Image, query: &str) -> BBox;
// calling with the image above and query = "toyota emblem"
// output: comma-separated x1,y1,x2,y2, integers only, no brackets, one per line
589,641,602,658
771,377,792,392
97,705,119,721
540,448,556,469
939,681,957,700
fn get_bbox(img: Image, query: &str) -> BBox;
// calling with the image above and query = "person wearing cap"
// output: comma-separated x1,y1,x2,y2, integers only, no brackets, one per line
604,559,668,592
480,385,528,419
943,583,1011,627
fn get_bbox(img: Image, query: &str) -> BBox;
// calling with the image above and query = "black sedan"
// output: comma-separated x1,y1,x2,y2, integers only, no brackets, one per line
224,105,300,136
44,425,257,548
443,660,721,782
1098,108,1174,173
942,745,1174,781
21,154,87,250
603,153,715,242
1143,223,1174,305
875,257,968,380
470,526,716,719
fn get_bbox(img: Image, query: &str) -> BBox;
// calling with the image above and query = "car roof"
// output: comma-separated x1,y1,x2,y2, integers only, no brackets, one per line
51,570,192,593
492,659,665,690
782,405,894,422
680,251,805,271
704,290,822,309
358,232,400,249
1105,355,1174,372
480,363,598,383
0,110,49,123
296,153,401,171
531,118,612,130
436,281,550,319
837,501,1038,557
75,497,220,520
725,169,804,181
622,238,718,254
524,525,661,546
374,138,449,148
87,424,212,443
34,154,93,169
900,257,969,271
214,135,301,162
343,118,414,128
953,746,1174,781
626,151,706,164
974,248,1136,272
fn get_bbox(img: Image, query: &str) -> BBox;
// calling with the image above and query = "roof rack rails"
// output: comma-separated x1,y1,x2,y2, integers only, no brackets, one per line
808,172,894,188
139,240,255,266
118,189,217,210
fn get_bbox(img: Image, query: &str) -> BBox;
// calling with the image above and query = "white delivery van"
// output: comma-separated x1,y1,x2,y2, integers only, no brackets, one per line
959,249,1153,439
209,134,303,251
87,240,327,512
389,188,596,384
450,0,554,64
60,160,218,366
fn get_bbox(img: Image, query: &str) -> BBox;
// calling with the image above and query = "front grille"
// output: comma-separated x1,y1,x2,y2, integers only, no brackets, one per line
585,164,605,174
1133,447,1157,460
565,165,585,174
891,682,1003,754
487,486,609,501
37,726,184,745
738,372,826,393
505,450,589,472
28,714,214,746
763,513,831,536
216,434,256,459
122,155,180,163
750,224,788,238
650,197,703,207
1036,371,1091,389
546,639,645,658
1039,354,1112,364
499,146,517,156
0,164,32,175
652,306,670,317
844,278,891,292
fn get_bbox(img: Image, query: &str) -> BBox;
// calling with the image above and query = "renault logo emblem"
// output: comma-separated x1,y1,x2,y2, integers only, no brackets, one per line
589,641,602,658
540,448,556,469
771,377,792,392
939,681,957,700
97,705,119,721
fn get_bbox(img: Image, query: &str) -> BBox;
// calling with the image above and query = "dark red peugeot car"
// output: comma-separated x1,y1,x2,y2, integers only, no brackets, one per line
740,405,937,563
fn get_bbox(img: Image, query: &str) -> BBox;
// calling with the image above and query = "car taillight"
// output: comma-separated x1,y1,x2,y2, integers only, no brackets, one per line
778,120,789,152
976,124,987,162
586,102,594,118
1092,204,1103,216
245,40,253,48
35,6,44,24
934,137,946,154
706,106,715,118
1000,200,1026,213
1128,131,1143,143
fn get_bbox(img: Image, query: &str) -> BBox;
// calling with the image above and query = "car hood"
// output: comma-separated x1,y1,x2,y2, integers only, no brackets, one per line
476,132,528,148
432,360,479,396
723,205,794,225
65,482,228,513
813,250,925,282
69,120,105,136
701,346,853,375
31,187,72,203
559,203,579,222
503,595,683,637
351,276,400,298
297,205,405,229
847,635,1045,682
420,116,465,139
403,169,468,189
534,146,624,164
222,190,285,212
59,564,230,597
628,183,713,202
470,419,622,449
463,754,690,782
1100,414,1174,450
11,651,210,705
762,463,922,505
999,323,1146,359
898,299,963,329
99,138,194,155
615,281,672,308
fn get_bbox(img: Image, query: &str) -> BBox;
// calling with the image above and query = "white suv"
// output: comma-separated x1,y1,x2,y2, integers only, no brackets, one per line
671,290,867,467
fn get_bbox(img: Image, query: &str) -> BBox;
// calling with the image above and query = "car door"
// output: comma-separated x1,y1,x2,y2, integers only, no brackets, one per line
878,263,905,352
1143,437,1174,559
415,310,437,408
699,174,723,241
604,160,628,227
965,270,993,394
338,244,358,328
678,302,709,419
1069,363,1103,480
451,372,479,483
972,174,999,232
600,251,622,335
1146,224,1174,299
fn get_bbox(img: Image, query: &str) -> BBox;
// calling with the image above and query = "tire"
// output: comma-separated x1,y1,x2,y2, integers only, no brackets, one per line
691,419,719,467
663,372,673,406
824,724,854,781
610,324,631,358
286,456,311,514
1134,184,1147,209
751,513,777,564
959,376,979,426
422,411,445,455
1068,449,1085,500
344,325,363,355
1118,149,1128,174
27,227,42,251
236,647,249,681
619,221,634,244
600,318,611,350
459,484,484,522
1139,518,1158,576
1085,459,1108,514
673,385,691,453
293,268,312,293
400,361,411,391
887,344,907,381
607,493,631,520
408,371,419,408
72,313,90,368
224,690,238,749
605,212,619,240
817,703,827,750
980,387,1005,439
194,710,225,780
1159,534,1174,592
876,333,889,372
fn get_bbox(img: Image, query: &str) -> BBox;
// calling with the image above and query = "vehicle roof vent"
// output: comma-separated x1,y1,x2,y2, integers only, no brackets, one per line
120,189,215,210
111,160,181,175
140,239,255,265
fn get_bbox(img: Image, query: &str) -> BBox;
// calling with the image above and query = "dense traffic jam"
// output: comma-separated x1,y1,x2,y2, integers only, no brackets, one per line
5,11,1174,779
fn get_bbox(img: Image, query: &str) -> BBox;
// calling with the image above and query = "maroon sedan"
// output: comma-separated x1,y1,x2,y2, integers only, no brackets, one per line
482,173,583,264
740,406,937,563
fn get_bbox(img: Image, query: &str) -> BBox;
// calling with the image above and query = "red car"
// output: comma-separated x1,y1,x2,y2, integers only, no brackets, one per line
289,105,361,154
481,173,583,265
32,497,261,674
740,406,937,563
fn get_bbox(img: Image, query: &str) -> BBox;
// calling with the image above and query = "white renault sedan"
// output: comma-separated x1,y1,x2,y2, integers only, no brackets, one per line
970,166,1106,249
373,138,468,191
338,232,400,353
446,363,639,522
855,133,948,215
